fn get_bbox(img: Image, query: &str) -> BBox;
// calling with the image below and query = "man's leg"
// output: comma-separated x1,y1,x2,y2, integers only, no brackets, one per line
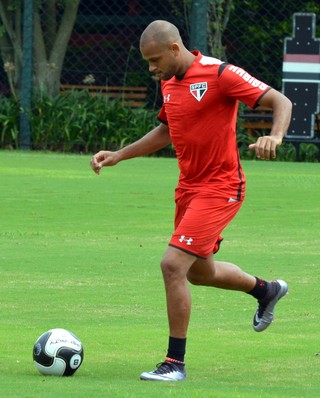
140,194,287,381
187,255,256,291
140,248,288,381
140,246,196,381
187,256,288,333
160,246,197,338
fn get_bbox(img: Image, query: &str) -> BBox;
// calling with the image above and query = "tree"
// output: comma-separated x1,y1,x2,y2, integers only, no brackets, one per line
169,0,234,61
0,0,80,97
207,0,233,60
226,0,320,89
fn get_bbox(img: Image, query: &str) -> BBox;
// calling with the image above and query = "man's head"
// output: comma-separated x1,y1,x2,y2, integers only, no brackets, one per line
140,20,190,81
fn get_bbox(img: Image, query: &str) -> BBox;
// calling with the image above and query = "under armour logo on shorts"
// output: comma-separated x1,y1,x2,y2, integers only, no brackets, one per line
179,235,193,245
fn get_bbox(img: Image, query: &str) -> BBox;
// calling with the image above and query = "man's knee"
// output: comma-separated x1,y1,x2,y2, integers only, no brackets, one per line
160,255,181,279
160,247,196,280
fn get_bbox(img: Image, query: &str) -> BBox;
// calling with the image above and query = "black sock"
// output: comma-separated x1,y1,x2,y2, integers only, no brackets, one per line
247,277,269,300
166,336,186,363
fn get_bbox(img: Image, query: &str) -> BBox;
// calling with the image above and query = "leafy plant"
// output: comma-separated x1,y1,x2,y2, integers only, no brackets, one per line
28,90,158,153
0,91,318,163
299,143,319,162
226,0,320,89
0,94,20,149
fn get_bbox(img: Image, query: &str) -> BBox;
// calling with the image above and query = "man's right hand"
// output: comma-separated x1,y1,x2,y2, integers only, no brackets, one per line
90,151,120,175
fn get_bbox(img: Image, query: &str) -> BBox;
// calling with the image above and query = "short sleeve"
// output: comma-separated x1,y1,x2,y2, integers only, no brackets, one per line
218,65,271,109
157,105,168,124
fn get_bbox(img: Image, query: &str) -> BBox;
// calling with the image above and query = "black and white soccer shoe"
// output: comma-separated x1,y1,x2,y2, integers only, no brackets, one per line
140,361,186,381
253,279,288,332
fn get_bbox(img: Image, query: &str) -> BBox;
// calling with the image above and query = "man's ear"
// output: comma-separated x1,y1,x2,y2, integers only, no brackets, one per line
172,43,180,56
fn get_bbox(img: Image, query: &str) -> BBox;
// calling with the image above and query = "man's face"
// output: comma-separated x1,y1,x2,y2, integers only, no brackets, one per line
140,41,178,81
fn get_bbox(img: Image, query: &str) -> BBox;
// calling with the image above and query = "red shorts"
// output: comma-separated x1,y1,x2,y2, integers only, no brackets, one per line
169,188,243,259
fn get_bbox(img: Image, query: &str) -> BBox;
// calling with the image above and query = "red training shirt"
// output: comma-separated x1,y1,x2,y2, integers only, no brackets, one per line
158,51,271,200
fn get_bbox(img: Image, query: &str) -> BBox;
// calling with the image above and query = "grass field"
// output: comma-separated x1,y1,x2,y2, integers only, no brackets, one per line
0,150,319,397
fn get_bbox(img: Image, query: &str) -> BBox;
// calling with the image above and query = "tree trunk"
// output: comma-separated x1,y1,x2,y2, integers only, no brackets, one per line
0,0,80,97
0,0,23,94
49,0,80,95
207,0,233,61
33,0,80,96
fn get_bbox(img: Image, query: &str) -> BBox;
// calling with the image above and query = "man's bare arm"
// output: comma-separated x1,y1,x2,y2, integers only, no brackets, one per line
90,123,171,174
249,89,292,160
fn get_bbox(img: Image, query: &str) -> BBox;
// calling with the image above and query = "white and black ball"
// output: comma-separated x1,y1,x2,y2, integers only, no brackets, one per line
33,328,84,376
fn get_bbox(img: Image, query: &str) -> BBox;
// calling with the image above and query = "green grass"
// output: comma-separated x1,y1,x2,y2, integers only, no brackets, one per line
0,150,319,397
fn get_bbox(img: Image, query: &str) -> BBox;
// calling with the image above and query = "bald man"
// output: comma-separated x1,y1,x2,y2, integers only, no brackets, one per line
91,20,292,381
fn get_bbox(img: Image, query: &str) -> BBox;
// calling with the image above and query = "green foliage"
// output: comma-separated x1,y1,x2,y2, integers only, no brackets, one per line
227,0,320,89
0,94,20,149
299,143,320,162
273,142,297,162
0,92,318,162
0,92,158,153
236,126,320,163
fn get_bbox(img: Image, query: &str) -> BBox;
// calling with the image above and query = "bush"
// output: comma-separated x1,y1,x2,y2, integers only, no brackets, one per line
0,91,158,153
236,123,318,162
0,92,318,162
31,90,159,153
0,94,20,149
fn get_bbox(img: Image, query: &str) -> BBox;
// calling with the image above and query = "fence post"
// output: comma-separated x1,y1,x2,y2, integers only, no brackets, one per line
19,0,34,150
190,0,208,54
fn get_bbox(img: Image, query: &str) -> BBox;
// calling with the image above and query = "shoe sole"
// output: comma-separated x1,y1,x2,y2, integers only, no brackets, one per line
140,372,186,381
253,279,288,332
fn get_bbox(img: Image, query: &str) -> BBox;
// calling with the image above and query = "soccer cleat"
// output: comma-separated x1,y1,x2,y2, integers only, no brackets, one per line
140,361,186,381
253,279,288,332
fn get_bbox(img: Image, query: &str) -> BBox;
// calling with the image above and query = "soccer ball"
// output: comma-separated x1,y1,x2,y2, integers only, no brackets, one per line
33,328,84,376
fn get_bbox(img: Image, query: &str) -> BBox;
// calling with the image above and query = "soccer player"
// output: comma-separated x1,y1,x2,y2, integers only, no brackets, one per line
90,20,292,381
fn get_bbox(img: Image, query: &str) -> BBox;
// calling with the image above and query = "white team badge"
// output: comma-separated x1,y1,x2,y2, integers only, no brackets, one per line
190,82,208,101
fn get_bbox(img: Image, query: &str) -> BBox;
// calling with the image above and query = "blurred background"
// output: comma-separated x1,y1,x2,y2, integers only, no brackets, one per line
1,0,319,97
0,0,319,158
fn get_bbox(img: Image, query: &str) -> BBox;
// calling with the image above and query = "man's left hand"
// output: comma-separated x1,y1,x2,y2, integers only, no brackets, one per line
249,135,283,160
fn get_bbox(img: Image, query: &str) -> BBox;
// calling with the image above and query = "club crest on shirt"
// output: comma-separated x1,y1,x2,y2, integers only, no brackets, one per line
190,82,207,101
